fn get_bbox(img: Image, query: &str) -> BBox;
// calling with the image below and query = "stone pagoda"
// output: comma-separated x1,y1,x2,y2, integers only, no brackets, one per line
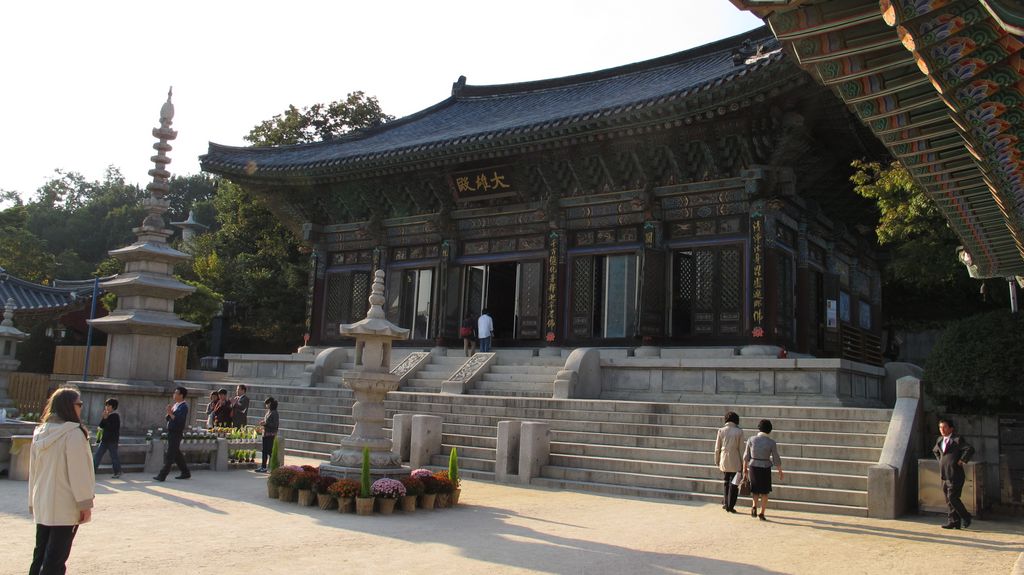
88,89,198,382
0,299,29,417
322,269,409,477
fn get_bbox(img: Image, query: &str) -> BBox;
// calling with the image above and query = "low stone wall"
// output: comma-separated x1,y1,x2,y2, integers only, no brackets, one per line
225,353,316,386
599,357,886,407
70,380,198,436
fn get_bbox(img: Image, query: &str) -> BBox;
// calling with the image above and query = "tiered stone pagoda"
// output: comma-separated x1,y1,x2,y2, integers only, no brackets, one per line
88,89,198,382
0,299,29,417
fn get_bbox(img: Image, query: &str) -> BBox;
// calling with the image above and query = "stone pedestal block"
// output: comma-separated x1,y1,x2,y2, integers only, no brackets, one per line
391,413,413,462
409,415,443,470
495,421,522,483
518,422,550,485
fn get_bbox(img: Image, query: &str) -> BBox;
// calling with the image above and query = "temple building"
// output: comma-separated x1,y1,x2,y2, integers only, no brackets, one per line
202,27,899,362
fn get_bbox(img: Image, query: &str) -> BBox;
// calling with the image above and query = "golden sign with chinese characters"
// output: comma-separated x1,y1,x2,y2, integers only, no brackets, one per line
751,217,765,338
451,167,514,200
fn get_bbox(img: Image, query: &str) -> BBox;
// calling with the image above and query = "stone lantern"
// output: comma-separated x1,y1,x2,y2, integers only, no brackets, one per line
0,298,29,418
323,270,409,475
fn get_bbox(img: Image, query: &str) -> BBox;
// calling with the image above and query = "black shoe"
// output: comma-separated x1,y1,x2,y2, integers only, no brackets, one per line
751,508,757,518
152,475,166,482
759,513,767,521
111,473,121,479
962,516,972,529
727,508,737,514
941,523,961,530
174,474,191,480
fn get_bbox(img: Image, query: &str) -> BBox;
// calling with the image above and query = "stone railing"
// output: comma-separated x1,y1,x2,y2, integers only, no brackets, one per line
441,353,496,395
867,376,923,518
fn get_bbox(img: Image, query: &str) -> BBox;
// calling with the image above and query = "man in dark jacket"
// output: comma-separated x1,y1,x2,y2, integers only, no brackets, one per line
231,385,250,428
932,418,974,529
93,398,122,478
153,386,190,481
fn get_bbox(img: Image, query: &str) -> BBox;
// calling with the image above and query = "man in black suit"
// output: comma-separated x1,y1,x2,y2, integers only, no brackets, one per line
153,386,191,481
932,418,974,529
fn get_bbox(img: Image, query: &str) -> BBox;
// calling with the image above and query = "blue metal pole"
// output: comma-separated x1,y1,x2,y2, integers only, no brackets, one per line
82,277,100,381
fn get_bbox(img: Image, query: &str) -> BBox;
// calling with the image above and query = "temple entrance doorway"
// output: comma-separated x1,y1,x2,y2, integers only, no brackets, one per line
462,260,543,341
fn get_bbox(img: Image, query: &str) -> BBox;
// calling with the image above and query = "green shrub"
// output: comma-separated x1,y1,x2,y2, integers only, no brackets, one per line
360,447,371,498
925,310,1024,412
269,435,281,472
448,447,460,489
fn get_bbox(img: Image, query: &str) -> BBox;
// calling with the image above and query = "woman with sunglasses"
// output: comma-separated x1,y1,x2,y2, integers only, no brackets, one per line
28,387,95,575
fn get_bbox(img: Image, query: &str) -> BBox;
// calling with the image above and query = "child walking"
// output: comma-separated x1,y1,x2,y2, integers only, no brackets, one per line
93,398,122,478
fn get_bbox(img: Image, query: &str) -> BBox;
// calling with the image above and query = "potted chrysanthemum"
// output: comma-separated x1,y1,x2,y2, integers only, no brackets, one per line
327,478,361,513
371,477,406,515
412,468,438,510
313,474,337,510
398,476,423,512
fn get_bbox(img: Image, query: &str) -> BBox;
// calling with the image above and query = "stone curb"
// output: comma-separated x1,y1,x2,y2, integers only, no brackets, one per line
1012,552,1024,575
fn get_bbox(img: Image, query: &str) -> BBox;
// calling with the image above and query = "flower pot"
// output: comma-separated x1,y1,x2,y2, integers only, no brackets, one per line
377,497,397,515
336,497,354,513
278,486,296,503
436,493,450,508
297,489,316,507
419,493,437,510
355,496,375,516
400,495,417,513
317,493,337,510
451,488,461,506
268,481,279,499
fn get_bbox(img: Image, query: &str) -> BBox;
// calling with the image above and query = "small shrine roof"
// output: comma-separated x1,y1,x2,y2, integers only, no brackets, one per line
0,267,99,319
201,27,782,179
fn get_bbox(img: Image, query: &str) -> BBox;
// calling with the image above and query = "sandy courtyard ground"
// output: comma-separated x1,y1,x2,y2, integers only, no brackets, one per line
1,458,1021,575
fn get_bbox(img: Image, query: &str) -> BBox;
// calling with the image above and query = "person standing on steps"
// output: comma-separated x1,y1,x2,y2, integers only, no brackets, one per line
477,308,494,353
461,313,477,357
933,418,974,529
714,411,744,513
231,384,250,428
743,419,783,521
153,386,191,482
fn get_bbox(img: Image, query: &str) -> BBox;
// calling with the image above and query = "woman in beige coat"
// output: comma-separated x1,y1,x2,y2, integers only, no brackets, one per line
29,387,95,575
713,411,744,513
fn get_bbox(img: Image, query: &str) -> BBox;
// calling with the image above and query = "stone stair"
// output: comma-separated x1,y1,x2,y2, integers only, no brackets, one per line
469,353,563,397
181,379,890,516
401,354,466,392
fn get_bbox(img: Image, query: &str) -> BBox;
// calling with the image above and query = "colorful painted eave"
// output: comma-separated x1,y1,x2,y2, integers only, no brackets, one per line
731,0,1024,278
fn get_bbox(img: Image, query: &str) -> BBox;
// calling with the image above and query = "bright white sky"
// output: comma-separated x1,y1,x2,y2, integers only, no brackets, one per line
0,1,760,203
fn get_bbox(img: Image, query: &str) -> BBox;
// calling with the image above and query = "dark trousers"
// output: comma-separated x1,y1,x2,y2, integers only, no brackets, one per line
157,432,190,478
93,442,121,474
479,337,492,352
261,434,275,468
722,472,739,510
29,524,78,575
943,479,970,524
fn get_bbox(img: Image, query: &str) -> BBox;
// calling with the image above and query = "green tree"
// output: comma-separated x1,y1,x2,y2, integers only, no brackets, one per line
244,91,393,146
850,160,1003,327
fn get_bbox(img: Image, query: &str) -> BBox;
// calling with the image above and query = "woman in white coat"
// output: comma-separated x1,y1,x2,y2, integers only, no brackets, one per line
28,387,95,575
713,411,744,513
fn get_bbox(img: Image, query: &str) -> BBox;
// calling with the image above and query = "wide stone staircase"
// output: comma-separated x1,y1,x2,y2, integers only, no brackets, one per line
469,353,563,397
185,378,889,516
401,354,466,392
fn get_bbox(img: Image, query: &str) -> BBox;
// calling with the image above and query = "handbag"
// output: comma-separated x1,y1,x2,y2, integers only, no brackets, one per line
739,475,751,497
459,326,473,337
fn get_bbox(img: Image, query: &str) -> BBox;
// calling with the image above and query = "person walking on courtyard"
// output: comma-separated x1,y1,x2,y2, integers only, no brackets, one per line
93,398,122,478
153,386,190,481
205,390,218,428
256,397,279,472
933,417,974,529
714,411,744,513
477,308,494,353
231,384,250,428
28,387,95,575
461,313,477,357
743,419,783,521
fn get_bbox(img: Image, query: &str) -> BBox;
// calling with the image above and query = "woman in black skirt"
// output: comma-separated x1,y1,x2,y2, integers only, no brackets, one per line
743,419,784,520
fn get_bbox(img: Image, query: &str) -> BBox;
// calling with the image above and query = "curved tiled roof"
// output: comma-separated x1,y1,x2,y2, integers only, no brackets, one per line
202,27,782,178
0,267,98,318
732,0,1024,278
